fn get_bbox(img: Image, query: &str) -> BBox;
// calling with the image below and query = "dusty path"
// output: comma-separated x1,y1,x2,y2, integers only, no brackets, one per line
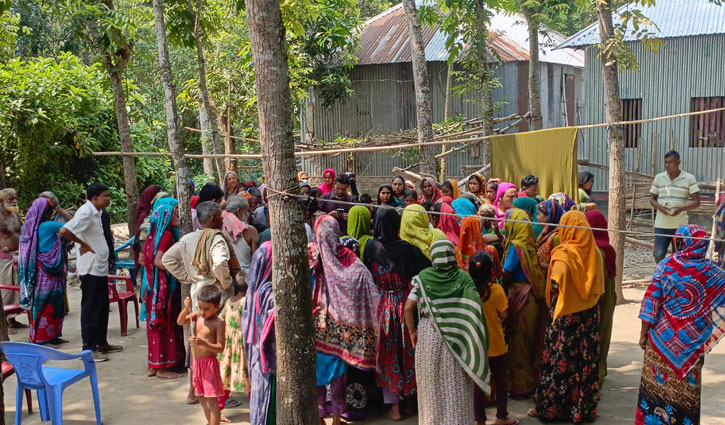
4,283,725,424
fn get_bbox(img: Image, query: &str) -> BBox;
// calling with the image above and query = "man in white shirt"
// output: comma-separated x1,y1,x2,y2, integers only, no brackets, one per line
60,183,122,361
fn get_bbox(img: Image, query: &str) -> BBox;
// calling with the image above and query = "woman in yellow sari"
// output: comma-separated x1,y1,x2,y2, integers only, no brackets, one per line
400,204,447,259
529,210,603,423
501,208,546,397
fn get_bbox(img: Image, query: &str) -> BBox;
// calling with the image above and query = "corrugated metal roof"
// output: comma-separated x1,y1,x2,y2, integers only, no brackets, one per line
355,2,584,68
558,0,725,49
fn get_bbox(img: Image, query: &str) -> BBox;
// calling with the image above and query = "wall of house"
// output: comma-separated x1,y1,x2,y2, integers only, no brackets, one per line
299,60,584,182
580,34,725,192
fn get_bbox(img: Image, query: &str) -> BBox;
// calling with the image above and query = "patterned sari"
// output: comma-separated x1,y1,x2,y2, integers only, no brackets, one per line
535,199,564,268
19,198,66,344
313,215,381,370
501,208,546,396
456,216,501,282
636,225,725,425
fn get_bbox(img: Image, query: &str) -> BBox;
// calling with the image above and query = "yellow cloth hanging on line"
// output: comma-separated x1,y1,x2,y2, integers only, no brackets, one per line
490,127,579,202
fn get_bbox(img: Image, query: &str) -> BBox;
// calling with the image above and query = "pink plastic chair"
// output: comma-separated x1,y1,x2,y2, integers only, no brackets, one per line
107,275,139,336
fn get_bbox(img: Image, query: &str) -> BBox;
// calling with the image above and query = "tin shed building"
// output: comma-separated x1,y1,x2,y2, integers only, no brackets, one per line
558,0,725,191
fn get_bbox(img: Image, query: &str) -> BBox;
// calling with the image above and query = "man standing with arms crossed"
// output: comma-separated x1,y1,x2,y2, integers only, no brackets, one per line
649,151,701,263
60,183,123,361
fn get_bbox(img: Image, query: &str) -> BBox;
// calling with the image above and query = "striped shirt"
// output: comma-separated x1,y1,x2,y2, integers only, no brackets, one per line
650,170,699,229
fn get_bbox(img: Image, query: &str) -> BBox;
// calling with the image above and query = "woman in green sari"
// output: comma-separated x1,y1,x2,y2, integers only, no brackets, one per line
501,208,546,397
405,239,490,425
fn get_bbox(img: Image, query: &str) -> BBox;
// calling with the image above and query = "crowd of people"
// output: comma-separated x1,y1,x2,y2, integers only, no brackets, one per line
2,149,724,425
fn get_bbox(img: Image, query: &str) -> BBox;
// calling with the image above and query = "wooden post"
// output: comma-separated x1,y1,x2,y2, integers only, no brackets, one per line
628,183,636,230
651,132,657,230
707,178,723,260
669,127,675,152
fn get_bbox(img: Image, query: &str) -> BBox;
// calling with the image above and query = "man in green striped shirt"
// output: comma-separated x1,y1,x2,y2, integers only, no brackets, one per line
649,151,700,263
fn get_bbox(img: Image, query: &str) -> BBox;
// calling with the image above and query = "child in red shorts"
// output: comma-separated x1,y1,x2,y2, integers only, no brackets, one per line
178,286,226,425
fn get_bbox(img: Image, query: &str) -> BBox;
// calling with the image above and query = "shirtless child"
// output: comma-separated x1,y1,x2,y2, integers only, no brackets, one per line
178,286,226,425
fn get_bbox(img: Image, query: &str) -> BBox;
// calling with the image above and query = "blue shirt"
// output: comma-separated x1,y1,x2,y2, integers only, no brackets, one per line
38,221,64,253
503,245,528,282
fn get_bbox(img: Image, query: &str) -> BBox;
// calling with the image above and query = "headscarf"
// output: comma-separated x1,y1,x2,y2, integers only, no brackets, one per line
134,185,162,264
142,202,179,328
373,207,427,280
339,236,360,257
452,198,477,219
313,215,380,370
436,202,461,246
535,199,564,266
549,192,576,212
547,211,604,320
413,239,490,393
459,193,481,212
494,182,517,229
346,206,372,259
440,195,454,206
19,198,63,309
136,185,161,234
222,210,248,242
513,196,542,237
318,168,336,195
469,173,488,205
253,206,268,228
417,177,442,204
584,210,617,279
639,224,725,379
502,208,546,297
153,198,180,241
447,179,461,200
224,170,240,197
456,216,502,280
578,171,594,194
400,204,448,259
377,184,395,206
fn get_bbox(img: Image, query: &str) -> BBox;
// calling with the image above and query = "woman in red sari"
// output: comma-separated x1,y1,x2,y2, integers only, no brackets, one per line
142,201,184,379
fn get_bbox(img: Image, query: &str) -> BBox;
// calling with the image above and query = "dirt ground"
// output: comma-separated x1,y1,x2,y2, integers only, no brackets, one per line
4,245,725,425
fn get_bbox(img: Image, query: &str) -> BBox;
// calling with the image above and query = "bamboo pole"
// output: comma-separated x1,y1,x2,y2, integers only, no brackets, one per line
707,178,723,260
651,132,657,230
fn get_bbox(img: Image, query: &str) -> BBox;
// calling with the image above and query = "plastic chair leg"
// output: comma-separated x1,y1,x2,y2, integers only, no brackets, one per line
38,388,50,421
15,384,23,425
90,368,102,424
47,386,63,425
25,388,33,414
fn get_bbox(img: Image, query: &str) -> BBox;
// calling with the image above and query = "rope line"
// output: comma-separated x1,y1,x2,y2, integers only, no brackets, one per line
266,187,725,244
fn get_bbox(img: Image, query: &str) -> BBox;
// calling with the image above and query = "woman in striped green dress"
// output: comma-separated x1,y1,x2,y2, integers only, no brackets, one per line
404,239,490,425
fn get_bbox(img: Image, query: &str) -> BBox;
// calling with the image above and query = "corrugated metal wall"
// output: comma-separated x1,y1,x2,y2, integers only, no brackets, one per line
580,34,725,191
302,60,584,180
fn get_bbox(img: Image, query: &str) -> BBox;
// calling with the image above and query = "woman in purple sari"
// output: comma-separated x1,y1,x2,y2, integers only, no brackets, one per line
18,198,67,345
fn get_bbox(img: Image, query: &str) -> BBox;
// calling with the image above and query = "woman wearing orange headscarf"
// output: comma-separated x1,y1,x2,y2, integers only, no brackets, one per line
529,211,603,423
456,216,501,281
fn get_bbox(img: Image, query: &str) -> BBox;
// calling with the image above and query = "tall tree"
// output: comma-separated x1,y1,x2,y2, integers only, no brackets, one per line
191,0,225,183
151,0,192,236
596,0,625,303
474,0,494,167
245,0,318,423
516,0,543,130
401,0,437,177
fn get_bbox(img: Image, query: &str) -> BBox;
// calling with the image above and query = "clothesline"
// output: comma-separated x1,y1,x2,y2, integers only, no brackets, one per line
266,187,725,244
93,106,725,160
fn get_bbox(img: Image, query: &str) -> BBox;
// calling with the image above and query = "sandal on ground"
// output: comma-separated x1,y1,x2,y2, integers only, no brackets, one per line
225,398,242,408
527,409,539,418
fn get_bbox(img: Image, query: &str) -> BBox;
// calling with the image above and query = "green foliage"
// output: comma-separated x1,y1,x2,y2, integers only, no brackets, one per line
0,9,19,62
593,0,665,72
357,0,392,21
0,53,116,207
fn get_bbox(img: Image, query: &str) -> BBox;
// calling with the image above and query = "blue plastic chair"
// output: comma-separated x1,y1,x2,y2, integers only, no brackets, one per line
114,236,136,281
1,342,101,425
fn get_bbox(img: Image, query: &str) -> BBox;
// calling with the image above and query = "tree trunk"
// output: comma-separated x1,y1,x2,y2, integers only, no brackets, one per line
151,0,192,237
245,0,318,423
519,3,543,130
597,0,626,304
98,9,139,237
193,0,225,185
401,0,436,177
199,104,215,176
440,61,454,181
475,0,493,176
224,80,237,174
